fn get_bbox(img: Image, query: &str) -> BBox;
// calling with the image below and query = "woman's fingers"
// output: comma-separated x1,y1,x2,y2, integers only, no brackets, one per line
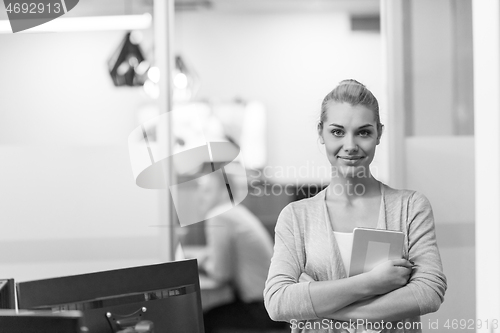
391,259,413,269
366,259,412,295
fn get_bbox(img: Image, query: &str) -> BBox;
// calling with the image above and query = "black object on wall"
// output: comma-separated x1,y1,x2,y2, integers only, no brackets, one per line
108,32,149,87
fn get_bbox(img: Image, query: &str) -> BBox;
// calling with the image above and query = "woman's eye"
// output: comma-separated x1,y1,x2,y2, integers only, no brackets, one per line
358,130,371,137
331,129,344,137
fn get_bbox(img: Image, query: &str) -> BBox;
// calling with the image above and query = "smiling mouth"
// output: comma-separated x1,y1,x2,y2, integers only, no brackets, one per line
337,156,364,160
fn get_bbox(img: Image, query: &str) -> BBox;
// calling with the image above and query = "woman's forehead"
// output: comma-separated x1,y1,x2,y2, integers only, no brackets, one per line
323,102,377,125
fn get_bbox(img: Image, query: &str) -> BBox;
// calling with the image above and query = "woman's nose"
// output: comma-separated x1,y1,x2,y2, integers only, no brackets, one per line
343,135,359,153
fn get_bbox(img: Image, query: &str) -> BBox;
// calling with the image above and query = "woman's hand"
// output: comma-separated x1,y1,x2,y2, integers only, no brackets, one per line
366,259,413,295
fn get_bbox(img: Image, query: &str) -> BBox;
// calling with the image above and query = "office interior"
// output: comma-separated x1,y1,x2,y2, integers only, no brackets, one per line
0,0,498,332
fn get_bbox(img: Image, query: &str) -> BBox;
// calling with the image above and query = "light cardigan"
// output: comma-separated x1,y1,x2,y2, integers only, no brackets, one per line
264,183,447,333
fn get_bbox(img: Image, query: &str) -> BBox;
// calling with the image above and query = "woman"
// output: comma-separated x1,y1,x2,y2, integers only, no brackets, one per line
264,79,446,333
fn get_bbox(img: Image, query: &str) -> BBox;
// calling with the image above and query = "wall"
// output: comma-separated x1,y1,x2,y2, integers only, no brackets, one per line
388,0,476,330
409,0,474,136
0,30,166,282
472,0,500,328
405,137,475,331
174,10,388,184
410,0,454,136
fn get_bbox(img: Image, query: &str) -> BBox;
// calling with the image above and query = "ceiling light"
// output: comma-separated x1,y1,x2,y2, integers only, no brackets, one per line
0,13,152,33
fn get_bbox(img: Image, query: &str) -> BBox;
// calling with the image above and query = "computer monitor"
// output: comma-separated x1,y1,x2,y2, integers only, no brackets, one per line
0,279,15,309
0,310,83,333
16,259,204,333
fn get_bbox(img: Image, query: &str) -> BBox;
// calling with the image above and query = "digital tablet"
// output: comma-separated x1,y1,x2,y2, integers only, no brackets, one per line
348,227,405,277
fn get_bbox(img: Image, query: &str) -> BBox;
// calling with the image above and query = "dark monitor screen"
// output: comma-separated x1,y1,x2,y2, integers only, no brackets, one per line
0,310,83,333
0,279,15,309
16,259,204,333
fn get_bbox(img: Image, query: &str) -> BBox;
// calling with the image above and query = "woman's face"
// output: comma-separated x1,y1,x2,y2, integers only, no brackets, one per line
319,102,380,178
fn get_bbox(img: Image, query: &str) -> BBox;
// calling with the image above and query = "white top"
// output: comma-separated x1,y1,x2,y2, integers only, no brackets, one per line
332,231,353,275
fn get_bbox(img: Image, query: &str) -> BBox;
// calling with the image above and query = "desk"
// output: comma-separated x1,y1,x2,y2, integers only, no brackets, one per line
182,246,235,312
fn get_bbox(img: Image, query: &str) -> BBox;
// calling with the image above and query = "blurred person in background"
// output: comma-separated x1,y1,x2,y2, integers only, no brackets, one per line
197,161,287,332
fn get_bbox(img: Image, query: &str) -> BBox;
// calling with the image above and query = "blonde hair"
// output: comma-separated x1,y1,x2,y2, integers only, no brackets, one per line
318,79,383,135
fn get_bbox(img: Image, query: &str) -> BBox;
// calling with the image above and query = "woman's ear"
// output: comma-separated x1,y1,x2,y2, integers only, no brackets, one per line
376,124,384,145
318,123,324,144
